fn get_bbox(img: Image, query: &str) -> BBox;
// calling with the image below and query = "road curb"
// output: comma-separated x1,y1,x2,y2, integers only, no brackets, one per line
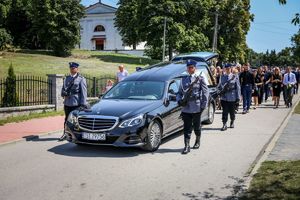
0,129,63,148
243,94,300,189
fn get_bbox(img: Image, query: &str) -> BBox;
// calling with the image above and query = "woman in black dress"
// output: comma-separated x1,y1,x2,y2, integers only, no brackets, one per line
271,67,282,108
252,70,263,109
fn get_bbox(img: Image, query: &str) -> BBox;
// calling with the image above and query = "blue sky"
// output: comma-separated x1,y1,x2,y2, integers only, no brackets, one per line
81,0,300,53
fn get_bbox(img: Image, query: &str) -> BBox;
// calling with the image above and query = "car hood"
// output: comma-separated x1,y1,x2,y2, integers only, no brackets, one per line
78,99,162,119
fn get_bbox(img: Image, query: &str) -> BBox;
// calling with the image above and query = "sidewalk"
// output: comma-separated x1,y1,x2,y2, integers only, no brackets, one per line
0,116,64,144
267,113,300,161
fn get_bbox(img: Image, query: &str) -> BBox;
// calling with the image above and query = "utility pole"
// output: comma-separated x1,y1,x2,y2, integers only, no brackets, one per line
162,17,167,62
212,12,219,52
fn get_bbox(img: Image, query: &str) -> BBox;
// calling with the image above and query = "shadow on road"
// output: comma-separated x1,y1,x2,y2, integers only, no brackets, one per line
202,127,222,132
47,131,184,157
45,126,223,157
48,143,147,158
23,135,58,142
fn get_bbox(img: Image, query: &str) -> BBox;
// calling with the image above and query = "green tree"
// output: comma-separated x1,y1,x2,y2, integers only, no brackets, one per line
291,31,300,64
115,0,252,62
2,63,19,107
208,0,253,63
277,47,295,66
0,28,12,50
6,0,33,48
0,0,11,27
0,0,13,50
115,0,141,49
48,0,84,57
2,0,84,56
29,0,54,49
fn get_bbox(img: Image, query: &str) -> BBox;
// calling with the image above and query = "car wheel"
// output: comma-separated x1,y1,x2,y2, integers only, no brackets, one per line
203,102,215,124
142,120,162,152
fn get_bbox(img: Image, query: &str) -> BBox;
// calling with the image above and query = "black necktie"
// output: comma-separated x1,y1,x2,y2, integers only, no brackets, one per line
288,73,290,82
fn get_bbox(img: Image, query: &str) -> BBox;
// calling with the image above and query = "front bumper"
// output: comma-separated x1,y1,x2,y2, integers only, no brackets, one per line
64,122,148,147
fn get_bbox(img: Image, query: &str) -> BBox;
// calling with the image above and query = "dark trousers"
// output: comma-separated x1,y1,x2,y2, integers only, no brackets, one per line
264,84,270,101
242,85,252,111
182,112,201,140
258,86,263,104
283,86,294,106
295,83,299,94
64,105,80,124
221,100,236,123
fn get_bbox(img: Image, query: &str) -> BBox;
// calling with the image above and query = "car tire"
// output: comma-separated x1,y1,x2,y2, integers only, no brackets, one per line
142,120,162,152
203,102,215,124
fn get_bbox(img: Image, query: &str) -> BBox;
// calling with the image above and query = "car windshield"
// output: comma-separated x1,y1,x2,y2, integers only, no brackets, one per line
103,81,165,100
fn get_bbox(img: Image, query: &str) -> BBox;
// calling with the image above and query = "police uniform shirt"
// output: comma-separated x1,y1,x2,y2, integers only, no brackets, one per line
62,74,87,107
176,71,209,114
218,73,241,102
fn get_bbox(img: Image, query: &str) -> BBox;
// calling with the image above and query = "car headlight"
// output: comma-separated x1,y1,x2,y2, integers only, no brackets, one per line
67,112,78,124
119,114,144,128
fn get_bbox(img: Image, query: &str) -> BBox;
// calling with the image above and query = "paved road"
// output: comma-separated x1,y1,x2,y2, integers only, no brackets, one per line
268,113,300,161
0,96,298,200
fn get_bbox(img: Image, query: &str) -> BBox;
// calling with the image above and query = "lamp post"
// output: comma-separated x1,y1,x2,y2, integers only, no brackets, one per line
162,17,167,62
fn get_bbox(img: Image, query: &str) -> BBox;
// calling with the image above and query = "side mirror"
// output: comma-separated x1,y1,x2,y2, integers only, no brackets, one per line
168,94,177,101
98,94,104,99
136,67,143,71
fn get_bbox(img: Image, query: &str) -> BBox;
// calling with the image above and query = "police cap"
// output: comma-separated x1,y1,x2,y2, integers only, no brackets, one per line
69,62,79,68
186,59,197,67
224,63,232,68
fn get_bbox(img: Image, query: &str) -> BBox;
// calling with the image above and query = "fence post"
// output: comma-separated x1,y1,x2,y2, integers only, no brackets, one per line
47,74,64,111
93,77,97,97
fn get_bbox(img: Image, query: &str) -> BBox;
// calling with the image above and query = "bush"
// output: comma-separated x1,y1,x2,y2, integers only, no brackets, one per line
1,63,19,107
0,28,12,50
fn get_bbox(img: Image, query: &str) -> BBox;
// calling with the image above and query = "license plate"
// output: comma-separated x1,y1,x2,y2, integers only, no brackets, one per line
82,133,106,141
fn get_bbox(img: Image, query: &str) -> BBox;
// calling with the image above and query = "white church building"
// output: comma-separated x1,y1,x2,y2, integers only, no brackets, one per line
79,1,144,53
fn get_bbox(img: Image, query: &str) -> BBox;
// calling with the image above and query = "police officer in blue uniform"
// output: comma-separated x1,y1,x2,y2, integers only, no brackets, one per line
176,60,209,154
218,64,241,131
58,62,88,141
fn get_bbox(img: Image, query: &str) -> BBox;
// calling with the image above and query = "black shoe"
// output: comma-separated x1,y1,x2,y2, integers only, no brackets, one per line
182,139,190,154
58,134,67,142
192,136,201,149
230,121,234,128
221,124,227,131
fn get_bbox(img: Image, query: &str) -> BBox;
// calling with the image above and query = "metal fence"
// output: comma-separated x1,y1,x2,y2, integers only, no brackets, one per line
0,76,53,107
0,74,116,108
67,74,116,97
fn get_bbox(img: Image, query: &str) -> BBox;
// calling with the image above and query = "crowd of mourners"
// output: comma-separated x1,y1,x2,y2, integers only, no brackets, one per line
211,64,300,113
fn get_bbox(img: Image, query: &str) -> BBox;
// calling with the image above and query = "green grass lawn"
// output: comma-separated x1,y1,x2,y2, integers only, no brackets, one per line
241,161,300,200
294,100,300,114
0,49,159,78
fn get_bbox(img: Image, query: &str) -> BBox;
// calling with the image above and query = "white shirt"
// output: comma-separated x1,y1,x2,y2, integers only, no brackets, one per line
71,73,78,78
283,72,297,85
117,70,129,82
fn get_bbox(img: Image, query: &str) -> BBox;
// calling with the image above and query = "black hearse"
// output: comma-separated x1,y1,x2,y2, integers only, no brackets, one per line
65,58,217,152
